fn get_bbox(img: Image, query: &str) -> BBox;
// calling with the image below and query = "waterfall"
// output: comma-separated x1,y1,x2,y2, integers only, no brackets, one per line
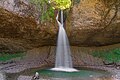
51,10,78,72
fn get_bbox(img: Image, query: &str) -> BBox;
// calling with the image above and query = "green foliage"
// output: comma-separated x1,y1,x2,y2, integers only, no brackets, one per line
92,48,120,63
30,0,72,22
49,0,72,10
0,52,25,62
30,0,54,22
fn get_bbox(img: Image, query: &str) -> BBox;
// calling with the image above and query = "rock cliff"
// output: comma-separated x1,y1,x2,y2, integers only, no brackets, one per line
0,0,120,52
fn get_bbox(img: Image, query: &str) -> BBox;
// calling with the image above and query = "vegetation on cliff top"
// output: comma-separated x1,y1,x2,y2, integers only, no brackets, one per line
29,0,72,22
49,0,71,10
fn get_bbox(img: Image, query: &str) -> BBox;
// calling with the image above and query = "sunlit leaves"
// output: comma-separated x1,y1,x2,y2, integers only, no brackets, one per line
49,0,72,10
29,0,71,22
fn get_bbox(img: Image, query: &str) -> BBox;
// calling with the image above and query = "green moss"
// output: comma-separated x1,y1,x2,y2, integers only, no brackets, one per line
92,48,120,63
30,0,54,23
0,52,25,62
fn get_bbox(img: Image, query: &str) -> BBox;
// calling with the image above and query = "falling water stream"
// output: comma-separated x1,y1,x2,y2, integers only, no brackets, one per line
51,10,78,72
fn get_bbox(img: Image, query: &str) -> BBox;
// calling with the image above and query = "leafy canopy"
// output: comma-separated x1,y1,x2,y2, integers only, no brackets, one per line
49,0,72,10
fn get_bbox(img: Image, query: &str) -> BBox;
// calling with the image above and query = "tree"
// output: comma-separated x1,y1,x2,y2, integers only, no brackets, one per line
49,0,72,10
49,0,72,26
30,0,72,23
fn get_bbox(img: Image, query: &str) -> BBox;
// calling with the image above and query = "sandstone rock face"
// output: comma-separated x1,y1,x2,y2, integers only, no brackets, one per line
0,0,35,17
0,0,57,52
0,0,120,52
70,0,120,46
